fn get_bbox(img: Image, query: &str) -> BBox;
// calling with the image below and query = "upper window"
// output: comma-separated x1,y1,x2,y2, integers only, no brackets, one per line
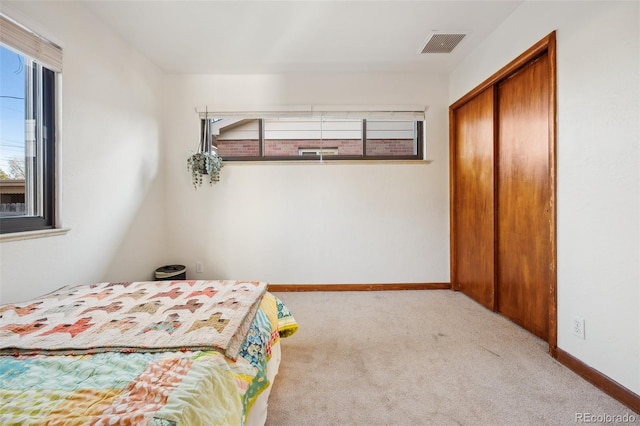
202,109,424,161
0,15,61,234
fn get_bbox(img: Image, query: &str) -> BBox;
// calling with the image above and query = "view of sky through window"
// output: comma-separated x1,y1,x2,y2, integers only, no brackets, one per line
0,45,26,179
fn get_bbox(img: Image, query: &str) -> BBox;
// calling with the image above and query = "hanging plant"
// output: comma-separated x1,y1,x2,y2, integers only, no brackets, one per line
187,109,224,189
187,151,223,188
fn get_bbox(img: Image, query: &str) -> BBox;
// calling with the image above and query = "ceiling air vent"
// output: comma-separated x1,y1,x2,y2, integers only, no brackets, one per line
420,33,467,54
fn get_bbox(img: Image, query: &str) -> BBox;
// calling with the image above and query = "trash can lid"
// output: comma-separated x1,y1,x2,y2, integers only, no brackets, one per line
155,264,186,279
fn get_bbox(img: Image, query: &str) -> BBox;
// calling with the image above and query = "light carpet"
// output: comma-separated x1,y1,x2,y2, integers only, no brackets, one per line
266,290,637,426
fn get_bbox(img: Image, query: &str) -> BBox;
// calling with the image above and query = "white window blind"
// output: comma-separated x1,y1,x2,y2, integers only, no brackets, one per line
197,105,426,121
0,14,62,72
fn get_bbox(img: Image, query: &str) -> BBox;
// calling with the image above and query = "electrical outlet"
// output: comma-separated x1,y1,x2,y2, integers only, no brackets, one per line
195,261,203,274
572,316,585,339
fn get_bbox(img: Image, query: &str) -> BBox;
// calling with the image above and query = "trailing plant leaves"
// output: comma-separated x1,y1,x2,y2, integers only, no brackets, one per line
187,152,224,189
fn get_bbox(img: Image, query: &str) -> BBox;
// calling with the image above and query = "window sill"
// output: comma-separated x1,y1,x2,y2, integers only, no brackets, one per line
0,227,70,243
225,159,434,166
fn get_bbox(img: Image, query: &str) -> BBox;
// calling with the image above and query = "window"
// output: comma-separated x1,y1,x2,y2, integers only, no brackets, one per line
203,108,425,161
0,15,61,234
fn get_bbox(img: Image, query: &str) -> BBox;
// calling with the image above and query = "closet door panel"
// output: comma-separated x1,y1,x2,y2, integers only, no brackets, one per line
496,54,551,340
452,88,495,309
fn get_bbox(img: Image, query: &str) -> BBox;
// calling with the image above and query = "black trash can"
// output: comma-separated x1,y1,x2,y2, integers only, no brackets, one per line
155,265,187,281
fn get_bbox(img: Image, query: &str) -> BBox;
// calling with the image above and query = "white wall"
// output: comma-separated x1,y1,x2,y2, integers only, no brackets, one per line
0,1,167,303
450,1,640,395
163,72,450,285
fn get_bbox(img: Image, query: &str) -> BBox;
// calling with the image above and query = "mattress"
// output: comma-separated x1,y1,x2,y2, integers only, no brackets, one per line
0,280,298,425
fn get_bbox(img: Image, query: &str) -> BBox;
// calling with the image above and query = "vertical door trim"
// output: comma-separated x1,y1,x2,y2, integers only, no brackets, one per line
546,34,558,357
449,32,557,355
449,108,458,291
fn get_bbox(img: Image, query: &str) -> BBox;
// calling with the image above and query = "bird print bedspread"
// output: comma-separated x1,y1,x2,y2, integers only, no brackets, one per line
0,284,298,425
0,280,267,359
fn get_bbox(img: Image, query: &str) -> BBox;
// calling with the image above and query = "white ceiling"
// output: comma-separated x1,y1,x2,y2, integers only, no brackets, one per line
83,1,524,74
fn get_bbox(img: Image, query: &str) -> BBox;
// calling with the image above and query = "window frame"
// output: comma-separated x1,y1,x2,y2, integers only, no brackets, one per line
214,117,424,162
0,15,60,235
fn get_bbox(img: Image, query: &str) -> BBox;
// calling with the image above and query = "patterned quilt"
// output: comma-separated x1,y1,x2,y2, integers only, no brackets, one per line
0,280,267,359
0,282,298,425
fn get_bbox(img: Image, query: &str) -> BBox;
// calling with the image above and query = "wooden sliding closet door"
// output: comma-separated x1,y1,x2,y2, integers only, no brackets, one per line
450,33,556,348
496,53,552,340
451,88,495,310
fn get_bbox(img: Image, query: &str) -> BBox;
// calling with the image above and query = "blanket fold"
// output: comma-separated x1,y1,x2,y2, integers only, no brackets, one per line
0,280,267,359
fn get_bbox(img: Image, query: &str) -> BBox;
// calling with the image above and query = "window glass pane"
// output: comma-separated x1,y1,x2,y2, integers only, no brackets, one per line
215,118,260,158
0,45,27,217
0,21,57,234
209,113,424,161
365,120,417,156
264,117,362,158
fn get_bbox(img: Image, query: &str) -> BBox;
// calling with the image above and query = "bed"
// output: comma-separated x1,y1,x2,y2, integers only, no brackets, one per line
0,280,297,425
